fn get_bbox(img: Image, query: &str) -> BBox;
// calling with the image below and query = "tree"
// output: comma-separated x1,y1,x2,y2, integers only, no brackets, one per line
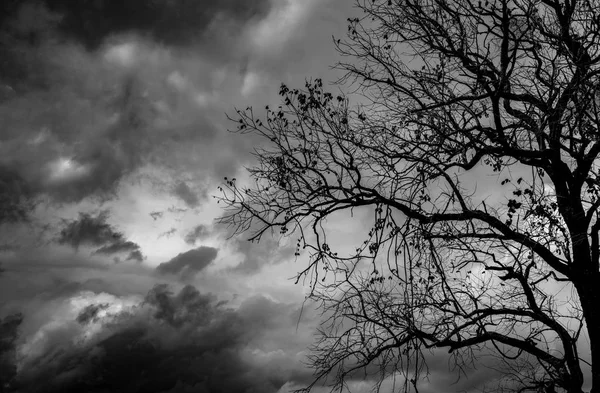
218,0,600,392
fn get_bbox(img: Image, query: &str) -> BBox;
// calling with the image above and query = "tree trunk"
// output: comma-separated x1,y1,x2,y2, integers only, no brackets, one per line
576,273,600,393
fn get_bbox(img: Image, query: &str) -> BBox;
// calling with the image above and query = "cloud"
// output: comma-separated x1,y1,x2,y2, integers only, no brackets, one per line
0,0,348,221
0,166,33,224
0,2,236,208
184,224,210,245
143,284,217,328
94,242,145,263
155,246,218,276
44,0,274,49
0,47,158,204
76,303,110,325
57,211,126,249
0,250,513,393
0,313,23,391
149,211,164,221
158,228,177,239
172,181,202,208
0,0,385,391
93,241,139,255
57,211,145,261
13,284,316,393
230,237,294,275
125,249,145,263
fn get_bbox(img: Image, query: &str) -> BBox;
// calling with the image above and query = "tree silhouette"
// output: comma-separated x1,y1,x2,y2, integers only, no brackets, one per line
219,0,600,392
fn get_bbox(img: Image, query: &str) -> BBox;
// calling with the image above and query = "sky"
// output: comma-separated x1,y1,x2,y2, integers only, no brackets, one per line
0,1,548,392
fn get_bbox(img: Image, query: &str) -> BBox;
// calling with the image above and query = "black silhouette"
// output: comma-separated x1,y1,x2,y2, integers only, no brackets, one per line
220,1,600,392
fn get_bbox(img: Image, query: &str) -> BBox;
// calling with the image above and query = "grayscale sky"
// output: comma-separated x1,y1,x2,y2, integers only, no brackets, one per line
0,1,515,392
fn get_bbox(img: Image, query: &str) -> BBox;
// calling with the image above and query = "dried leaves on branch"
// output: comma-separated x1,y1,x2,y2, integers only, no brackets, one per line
219,0,600,392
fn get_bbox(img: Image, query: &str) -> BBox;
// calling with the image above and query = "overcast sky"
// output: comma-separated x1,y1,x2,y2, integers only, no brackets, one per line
0,1,517,392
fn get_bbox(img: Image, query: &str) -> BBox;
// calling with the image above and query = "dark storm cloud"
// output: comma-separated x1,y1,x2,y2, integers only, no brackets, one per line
184,224,210,244
0,313,22,391
0,2,365,390
57,211,126,249
94,242,145,262
44,0,274,49
0,1,233,210
0,55,157,205
43,76,154,203
172,180,202,208
0,255,156,314
14,284,314,393
125,249,145,262
0,166,33,224
143,284,216,328
155,246,218,276
0,0,260,211
93,241,138,255
0,0,345,218
58,211,145,260
76,303,110,325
